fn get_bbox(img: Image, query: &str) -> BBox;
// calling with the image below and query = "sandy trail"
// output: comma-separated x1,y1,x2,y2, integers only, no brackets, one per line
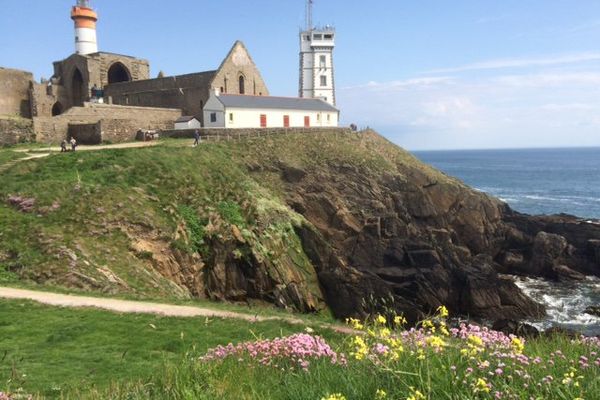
0,287,353,333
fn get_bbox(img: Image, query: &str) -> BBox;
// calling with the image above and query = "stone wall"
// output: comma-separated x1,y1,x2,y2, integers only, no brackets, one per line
33,103,181,144
104,71,216,119
0,117,35,146
161,127,352,140
69,123,100,145
0,68,33,118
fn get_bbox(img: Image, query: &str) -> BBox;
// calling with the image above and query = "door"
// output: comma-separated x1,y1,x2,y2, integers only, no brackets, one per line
283,115,290,128
260,114,267,128
304,116,310,128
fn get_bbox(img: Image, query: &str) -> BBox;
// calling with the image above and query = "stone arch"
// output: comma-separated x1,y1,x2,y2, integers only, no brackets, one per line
71,68,85,107
51,102,63,116
238,74,245,94
107,62,131,84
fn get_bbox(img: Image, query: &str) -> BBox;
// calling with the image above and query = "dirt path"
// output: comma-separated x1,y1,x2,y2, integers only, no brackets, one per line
13,141,160,153
0,287,353,333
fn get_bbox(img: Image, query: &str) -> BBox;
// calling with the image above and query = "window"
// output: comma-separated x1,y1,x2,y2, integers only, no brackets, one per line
327,114,331,122
239,75,245,94
304,116,310,127
319,55,326,68
304,35,310,40
220,86,224,94
324,34,333,39
320,76,327,87
229,113,234,122
313,34,322,40
317,114,321,121
260,114,267,128
210,113,217,123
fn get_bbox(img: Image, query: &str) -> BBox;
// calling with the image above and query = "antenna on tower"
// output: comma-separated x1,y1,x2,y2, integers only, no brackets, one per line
306,0,313,31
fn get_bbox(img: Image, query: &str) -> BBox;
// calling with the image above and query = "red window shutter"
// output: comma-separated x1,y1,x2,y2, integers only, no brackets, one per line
283,115,290,128
304,116,310,127
260,114,267,128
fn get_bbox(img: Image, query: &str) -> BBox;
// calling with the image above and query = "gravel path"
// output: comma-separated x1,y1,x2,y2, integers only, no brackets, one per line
0,287,354,333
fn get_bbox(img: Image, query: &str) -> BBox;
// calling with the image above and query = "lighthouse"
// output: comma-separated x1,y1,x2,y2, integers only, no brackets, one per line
299,0,336,106
71,0,98,55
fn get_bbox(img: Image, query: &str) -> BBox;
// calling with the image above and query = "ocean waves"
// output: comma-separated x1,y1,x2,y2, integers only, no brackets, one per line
513,275,600,336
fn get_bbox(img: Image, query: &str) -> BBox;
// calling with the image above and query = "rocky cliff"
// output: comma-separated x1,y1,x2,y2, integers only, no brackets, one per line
1,130,598,322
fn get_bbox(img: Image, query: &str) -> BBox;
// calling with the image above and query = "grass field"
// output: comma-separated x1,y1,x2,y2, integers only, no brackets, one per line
0,299,337,399
3,300,597,400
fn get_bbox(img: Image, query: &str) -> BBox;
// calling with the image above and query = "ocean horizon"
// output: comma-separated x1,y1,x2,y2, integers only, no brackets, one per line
414,146,600,220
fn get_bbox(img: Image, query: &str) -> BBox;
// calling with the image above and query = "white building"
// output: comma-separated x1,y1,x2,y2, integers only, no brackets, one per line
174,116,201,130
203,92,339,129
298,0,336,107
299,27,336,106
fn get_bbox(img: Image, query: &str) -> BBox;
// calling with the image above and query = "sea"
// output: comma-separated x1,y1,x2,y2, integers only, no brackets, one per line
414,147,600,336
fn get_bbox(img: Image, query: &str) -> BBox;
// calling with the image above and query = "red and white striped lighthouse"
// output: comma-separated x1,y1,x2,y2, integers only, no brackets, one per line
71,0,98,55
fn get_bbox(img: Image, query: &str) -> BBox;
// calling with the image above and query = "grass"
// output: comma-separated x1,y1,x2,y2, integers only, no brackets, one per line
38,310,600,400
2,132,431,311
0,299,339,399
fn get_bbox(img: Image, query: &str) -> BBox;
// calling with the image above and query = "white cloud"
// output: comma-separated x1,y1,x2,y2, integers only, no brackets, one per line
425,52,600,74
337,69,600,150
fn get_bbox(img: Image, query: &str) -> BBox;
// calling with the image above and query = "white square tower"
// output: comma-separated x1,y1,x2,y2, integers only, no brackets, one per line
299,1,336,106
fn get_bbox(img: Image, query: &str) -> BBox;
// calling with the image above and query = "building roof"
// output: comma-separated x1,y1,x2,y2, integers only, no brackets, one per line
175,116,199,123
217,94,338,112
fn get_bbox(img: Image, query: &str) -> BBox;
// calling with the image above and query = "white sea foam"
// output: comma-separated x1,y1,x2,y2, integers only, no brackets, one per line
513,275,600,335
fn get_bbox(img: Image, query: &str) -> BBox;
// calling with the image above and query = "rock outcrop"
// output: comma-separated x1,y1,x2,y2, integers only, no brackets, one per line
3,130,599,323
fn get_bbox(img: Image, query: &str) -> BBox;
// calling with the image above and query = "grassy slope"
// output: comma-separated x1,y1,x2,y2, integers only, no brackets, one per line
0,299,338,399
0,132,452,301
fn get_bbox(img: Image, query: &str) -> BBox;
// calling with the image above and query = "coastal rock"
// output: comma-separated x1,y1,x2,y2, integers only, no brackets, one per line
584,306,600,317
529,232,568,276
491,319,540,338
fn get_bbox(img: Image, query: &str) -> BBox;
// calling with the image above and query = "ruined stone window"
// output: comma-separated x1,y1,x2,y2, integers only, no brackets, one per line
107,63,131,84
320,75,327,87
220,87,224,94
210,113,217,123
239,75,245,95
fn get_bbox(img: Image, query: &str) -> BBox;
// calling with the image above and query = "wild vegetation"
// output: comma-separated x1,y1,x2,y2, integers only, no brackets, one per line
1,300,597,399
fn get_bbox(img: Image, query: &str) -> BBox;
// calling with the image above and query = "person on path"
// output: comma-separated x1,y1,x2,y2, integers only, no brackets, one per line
70,137,77,151
193,129,201,146
60,139,67,153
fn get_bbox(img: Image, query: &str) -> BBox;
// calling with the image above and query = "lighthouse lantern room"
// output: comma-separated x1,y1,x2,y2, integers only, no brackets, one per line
71,0,98,55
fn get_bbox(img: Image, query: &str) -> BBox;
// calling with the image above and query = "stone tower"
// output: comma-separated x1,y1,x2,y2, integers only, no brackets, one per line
71,0,98,55
299,0,336,106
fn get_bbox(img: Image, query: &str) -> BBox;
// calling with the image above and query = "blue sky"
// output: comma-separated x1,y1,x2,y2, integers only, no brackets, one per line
2,1,600,150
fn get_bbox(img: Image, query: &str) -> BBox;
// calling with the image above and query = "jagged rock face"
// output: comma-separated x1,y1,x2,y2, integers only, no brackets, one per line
259,132,600,321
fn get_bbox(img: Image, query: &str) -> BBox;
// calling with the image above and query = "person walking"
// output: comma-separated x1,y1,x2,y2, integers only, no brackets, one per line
193,129,200,146
70,137,77,151
60,139,68,153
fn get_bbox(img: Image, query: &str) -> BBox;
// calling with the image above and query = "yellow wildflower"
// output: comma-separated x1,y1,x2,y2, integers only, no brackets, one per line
406,387,426,400
351,336,369,360
321,394,347,400
426,335,446,349
436,305,449,318
346,318,364,330
375,389,387,399
394,315,407,326
376,314,387,325
511,337,525,354
379,327,391,338
474,378,490,393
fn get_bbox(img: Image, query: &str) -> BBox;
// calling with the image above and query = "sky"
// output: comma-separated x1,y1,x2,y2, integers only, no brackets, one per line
1,1,600,150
